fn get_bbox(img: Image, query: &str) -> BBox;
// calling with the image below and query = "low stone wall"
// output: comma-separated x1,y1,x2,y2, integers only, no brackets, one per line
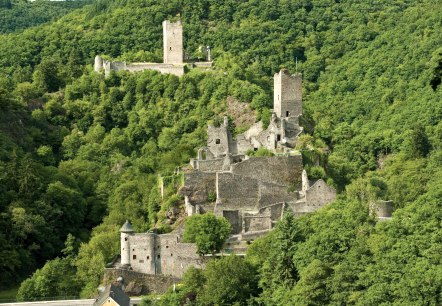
103,269,177,295
197,158,224,172
126,63,185,77
193,62,213,68
291,201,321,216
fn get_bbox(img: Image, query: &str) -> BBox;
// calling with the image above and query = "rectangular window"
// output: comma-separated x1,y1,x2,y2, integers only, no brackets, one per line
286,111,290,117
277,134,281,141
133,255,136,260
216,139,221,144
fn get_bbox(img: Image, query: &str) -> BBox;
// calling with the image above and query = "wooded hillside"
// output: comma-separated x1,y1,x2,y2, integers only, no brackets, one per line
0,0,440,304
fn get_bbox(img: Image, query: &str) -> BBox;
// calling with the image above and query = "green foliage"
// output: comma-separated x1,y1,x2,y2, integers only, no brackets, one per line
0,0,440,303
16,235,81,301
183,213,231,255
159,256,259,306
0,0,90,34
198,256,259,306
246,147,274,157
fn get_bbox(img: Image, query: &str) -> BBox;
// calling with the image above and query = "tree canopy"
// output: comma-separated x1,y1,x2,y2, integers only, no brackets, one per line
0,0,440,304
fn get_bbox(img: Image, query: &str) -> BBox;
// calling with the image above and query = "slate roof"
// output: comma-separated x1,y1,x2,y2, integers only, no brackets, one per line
93,284,130,306
120,220,134,233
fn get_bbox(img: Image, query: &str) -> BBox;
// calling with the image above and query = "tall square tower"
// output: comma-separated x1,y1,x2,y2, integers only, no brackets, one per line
163,20,183,64
273,69,302,118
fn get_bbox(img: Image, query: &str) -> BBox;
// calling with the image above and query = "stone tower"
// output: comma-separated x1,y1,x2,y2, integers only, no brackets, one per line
273,69,302,118
94,55,103,72
120,220,134,267
163,20,183,64
207,116,232,157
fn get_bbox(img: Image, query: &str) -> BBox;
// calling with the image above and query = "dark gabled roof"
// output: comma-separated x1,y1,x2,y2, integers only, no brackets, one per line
93,284,130,306
120,220,134,233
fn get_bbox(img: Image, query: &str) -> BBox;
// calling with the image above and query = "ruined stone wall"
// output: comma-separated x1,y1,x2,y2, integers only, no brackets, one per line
163,20,183,64
244,201,286,232
193,62,213,68
125,63,185,77
180,171,216,204
244,205,275,232
258,181,294,208
215,172,295,213
197,158,224,172
274,71,282,117
94,55,103,72
207,122,231,157
103,269,177,295
231,156,303,187
127,232,205,279
291,201,320,216
235,134,254,155
305,179,336,207
369,200,393,219
216,172,259,211
159,235,204,277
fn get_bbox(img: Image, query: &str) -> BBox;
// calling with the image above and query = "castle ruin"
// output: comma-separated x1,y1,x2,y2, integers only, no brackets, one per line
109,70,337,287
94,20,211,77
181,70,336,242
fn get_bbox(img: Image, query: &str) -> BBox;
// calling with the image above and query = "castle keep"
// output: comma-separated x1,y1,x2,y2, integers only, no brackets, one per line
94,20,211,77
163,20,183,64
110,70,337,287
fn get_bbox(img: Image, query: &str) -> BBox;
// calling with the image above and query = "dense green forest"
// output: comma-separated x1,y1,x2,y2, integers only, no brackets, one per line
0,0,91,34
0,0,440,304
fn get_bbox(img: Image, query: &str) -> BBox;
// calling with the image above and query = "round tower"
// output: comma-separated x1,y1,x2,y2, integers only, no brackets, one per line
120,220,134,267
94,55,103,72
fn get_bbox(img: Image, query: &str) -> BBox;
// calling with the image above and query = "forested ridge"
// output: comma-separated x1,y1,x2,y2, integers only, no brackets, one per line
0,0,440,304
0,0,91,34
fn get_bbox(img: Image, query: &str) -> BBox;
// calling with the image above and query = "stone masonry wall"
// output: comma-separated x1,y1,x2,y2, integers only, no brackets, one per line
103,269,177,295
207,123,230,157
197,158,224,172
216,172,259,211
273,70,302,118
231,155,303,187
258,181,294,209
128,234,156,275
305,179,336,207
125,63,185,77
180,171,216,204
